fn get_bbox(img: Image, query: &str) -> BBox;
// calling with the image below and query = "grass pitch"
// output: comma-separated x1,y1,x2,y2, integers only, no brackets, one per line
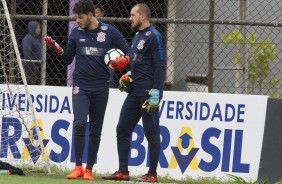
1,173,232,184
1,166,270,184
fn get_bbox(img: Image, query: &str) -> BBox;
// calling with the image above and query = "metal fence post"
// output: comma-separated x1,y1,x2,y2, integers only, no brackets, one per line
208,0,215,92
41,0,48,85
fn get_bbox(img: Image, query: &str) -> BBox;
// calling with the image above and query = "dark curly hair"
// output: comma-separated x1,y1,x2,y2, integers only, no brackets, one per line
73,0,95,15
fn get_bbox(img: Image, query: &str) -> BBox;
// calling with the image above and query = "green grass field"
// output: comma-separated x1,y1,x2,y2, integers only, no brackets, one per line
1,173,271,184
1,166,279,184
0,174,220,184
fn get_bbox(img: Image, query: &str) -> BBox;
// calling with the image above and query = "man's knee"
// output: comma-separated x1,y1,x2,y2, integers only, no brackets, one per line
74,124,86,136
89,131,101,141
145,132,160,144
116,128,131,141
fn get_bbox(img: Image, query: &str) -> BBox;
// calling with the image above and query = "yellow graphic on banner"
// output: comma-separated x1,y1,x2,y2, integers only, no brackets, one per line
168,127,198,170
21,119,49,160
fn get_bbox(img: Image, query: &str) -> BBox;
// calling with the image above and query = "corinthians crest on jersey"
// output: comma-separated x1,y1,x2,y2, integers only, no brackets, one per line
97,32,106,42
73,86,80,95
137,40,145,50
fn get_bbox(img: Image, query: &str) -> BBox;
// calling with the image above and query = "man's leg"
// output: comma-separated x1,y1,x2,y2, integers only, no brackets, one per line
102,95,141,181
117,95,141,173
84,92,109,180
67,90,89,179
135,96,160,182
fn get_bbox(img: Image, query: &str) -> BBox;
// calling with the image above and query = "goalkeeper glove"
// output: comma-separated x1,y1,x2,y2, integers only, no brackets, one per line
119,71,133,93
44,36,64,55
142,89,160,114
110,56,130,71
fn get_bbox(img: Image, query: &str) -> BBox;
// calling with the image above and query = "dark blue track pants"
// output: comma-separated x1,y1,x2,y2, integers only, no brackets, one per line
116,94,160,174
72,89,109,169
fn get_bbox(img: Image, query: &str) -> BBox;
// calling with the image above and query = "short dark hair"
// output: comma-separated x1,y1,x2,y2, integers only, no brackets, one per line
73,0,95,15
134,3,151,19
94,4,105,12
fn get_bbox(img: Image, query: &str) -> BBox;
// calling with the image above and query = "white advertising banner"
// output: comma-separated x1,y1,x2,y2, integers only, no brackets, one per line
0,85,268,180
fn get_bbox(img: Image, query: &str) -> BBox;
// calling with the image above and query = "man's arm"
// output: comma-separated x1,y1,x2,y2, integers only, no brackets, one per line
142,31,166,113
59,35,77,65
111,27,133,57
151,30,166,96
45,33,76,65
110,27,133,71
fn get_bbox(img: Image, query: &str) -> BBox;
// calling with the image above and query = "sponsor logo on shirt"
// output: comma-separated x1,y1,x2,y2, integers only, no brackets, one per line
84,47,98,55
79,39,86,42
97,32,106,42
80,47,103,56
145,31,151,36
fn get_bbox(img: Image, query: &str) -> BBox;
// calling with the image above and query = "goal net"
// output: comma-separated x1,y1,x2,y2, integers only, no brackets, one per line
0,0,50,173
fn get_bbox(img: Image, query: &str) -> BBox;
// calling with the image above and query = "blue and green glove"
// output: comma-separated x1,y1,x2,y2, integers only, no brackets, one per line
142,89,160,114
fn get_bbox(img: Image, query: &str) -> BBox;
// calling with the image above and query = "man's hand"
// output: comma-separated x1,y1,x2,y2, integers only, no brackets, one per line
44,36,64,55
142,89,160,114
110,56,130,71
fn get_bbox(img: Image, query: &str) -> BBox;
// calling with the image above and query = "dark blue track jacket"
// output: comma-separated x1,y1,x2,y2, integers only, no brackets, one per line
130,25,166,98
61,22,132,93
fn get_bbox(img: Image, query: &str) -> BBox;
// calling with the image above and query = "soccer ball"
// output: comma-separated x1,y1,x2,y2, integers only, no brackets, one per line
104,48,124,67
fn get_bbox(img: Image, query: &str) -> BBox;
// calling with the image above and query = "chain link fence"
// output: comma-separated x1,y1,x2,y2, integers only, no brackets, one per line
3,0,282,97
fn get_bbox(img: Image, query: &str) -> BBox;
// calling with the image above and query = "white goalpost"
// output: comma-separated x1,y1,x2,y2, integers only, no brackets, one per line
0,0,51,173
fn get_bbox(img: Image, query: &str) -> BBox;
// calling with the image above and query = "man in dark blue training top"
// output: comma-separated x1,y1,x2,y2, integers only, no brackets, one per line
102,3,166,183
44,0,132,180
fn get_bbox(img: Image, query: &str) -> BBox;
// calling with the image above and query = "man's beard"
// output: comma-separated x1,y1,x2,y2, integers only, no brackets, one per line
83,18,91,29
131,19,142,31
